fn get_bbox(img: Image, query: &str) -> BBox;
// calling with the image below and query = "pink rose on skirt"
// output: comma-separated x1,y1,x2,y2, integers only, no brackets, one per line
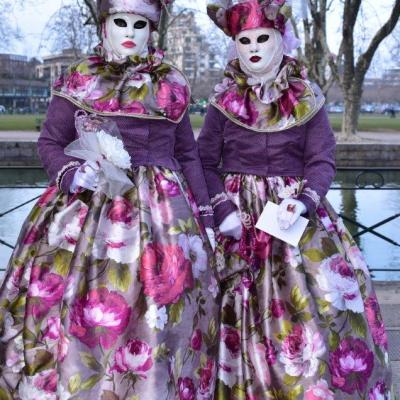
252,231,272,260
304,379,334,400
58,329,70,362
190,329,203,351
329,337,374,394
280,325,325,377
263,337,277,365
33,370,57,394
107,197,137,226
37,186,58,208
364,294,388,349
69,287,131,349
198,359,216,399
43,316,61,340
23,226,40,245
368,380,388,399
111,339,153,377
221,326,241,358
270,298,285,318
140,243,193,306
178,377,196,400
155,173,180,197
225,176,241,194
27,266,65,318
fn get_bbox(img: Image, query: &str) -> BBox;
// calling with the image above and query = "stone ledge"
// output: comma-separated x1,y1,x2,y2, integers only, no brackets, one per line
0,141,400,168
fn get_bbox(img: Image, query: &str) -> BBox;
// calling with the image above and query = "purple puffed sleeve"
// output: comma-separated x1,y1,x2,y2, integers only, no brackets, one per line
297,107,336,213
174,111,214,228
197,105,238,226
37,95,82,194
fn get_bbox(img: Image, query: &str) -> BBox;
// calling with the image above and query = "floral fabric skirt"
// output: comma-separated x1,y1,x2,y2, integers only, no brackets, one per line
0,166,219,400
214,174,392,399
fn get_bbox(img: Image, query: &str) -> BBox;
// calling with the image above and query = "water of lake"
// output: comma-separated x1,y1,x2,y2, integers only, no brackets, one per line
0,168,399,280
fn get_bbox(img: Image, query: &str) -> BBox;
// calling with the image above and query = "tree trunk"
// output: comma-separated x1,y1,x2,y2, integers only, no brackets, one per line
340,95,360,141
341,88,362,140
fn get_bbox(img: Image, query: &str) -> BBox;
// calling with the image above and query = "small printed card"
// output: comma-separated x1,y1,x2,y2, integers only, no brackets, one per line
255,202,309,247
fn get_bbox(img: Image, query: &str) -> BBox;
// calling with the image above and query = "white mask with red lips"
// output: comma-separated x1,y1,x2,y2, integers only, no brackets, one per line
102,12,151,62
235,27,284,87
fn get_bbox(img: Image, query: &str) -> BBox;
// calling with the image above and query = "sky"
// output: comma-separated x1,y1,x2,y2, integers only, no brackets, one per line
3,0,399,75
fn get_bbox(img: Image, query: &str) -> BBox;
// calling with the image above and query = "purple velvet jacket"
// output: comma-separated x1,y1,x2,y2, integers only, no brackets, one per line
37,96,213,227
197,105,336,226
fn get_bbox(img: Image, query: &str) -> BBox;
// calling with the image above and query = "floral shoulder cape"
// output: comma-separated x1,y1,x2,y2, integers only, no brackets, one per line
210,56,325,132
52,48,191,123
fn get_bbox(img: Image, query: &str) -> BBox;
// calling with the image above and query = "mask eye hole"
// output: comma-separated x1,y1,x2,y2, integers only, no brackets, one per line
257,34,270,43
113,18,127,28
239,37,251,45
134,20,148,29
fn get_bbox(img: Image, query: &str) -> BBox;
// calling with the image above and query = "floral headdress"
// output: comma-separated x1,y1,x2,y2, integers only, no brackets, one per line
207,0,291,37
97,0,173,28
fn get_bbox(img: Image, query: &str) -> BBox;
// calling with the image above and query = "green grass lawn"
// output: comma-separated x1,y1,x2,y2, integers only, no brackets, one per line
0,114,45,131
328,114,400,132
1,113,399,132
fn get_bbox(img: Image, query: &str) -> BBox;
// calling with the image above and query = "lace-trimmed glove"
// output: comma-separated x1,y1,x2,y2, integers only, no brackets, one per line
70,161,100,194
206,228,216,251
219,211,242,240
278,198,307,230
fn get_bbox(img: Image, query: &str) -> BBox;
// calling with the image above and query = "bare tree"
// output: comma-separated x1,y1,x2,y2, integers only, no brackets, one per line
0,1,21,50
337,0,400,140
296,0,400,139
296,0,337,96
77,0,100,37
41,5,98,58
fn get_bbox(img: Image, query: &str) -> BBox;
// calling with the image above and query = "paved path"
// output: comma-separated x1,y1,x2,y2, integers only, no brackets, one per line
2,130,400,143
0,131,40,141
375,282,400,395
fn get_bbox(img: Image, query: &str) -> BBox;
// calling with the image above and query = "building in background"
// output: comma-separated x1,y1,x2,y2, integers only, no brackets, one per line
166,12,223,99
0,53,49,113
36,48,83,87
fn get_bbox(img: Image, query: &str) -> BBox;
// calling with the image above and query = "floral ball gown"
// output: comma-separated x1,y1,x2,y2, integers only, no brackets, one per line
0,48,220,400
199,0,393,395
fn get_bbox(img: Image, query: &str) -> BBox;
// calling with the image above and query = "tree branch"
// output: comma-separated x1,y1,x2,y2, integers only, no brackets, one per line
356,0,400,76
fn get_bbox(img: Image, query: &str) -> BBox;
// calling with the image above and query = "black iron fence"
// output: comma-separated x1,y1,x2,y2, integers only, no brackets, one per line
0,167,399,274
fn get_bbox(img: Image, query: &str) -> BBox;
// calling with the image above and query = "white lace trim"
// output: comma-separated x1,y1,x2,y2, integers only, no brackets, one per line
198,205,214,217
210,192,230,209
56,161,81,191
302,187,321,206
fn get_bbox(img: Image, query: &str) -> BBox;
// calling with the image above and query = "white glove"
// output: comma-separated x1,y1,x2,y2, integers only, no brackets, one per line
219,212,242,240
70,161,100,193
278,198,307,230
206,228,216,251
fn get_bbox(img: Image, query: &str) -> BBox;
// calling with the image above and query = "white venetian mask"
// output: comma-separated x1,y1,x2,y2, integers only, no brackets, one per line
103,12,150,62
235,27,283,76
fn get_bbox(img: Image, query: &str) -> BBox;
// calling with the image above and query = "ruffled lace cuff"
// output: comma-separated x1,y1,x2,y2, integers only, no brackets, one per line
297,187,321,213
56,161,81,193
210,192,238,226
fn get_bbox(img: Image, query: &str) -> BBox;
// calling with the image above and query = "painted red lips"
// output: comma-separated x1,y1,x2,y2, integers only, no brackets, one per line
122,41,136,48
250,56,261,63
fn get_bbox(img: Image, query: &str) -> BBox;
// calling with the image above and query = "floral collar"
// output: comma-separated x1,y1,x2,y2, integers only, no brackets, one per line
210,56,325,132
52,48,191,123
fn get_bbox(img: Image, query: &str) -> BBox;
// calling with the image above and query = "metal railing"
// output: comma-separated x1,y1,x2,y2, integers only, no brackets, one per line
1,167,399,274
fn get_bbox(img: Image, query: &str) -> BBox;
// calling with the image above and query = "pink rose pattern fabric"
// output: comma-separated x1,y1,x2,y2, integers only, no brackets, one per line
0,167,219,399
53,49,190,123
214,173,392,399
211,56,325,132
